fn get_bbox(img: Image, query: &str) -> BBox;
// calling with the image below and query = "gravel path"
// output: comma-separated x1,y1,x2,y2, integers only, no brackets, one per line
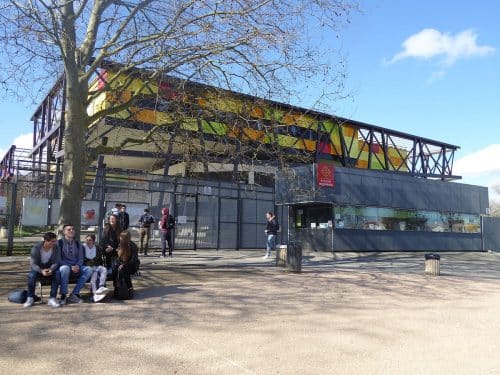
1,250,499,374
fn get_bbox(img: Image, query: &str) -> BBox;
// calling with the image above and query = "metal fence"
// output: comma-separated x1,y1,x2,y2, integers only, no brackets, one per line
0,165,285,255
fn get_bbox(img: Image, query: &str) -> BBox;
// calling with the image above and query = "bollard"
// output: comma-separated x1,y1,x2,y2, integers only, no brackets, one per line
286,242,302,273
276,245,287,267
424,253,440,276
0,226,7,239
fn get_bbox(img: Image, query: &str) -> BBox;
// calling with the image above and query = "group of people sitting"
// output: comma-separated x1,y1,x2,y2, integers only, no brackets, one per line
24,218,139,308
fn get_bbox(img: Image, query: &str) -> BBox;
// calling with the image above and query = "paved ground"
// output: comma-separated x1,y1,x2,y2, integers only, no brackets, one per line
1,249,500,374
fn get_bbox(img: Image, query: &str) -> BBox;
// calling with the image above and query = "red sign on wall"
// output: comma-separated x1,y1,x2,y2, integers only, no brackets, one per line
316,161,335,188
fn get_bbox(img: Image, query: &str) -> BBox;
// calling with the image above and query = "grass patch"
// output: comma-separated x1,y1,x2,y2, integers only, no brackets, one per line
0,245,32,256
14,226,48,237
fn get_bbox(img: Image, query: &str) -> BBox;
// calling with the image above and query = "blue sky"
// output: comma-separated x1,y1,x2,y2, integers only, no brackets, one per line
1,0,499,203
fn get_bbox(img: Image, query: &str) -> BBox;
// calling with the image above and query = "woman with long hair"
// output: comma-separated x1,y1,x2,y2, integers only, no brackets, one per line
100,214,121,270
113,230,139,298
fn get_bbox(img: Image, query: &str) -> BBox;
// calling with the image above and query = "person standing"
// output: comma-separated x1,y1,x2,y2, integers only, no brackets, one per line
118,204,130,231
263,211,279,259
159,207,175,258
24,232,61,308
57,224,93,304
138,208,155,255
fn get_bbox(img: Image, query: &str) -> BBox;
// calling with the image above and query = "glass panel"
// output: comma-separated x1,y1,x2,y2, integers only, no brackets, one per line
335,205,481,233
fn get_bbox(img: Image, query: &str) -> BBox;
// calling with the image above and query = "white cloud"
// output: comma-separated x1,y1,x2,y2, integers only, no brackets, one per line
12,133,34,149
389,28,495,65
454,144,500,176
454,144,500,203
0,133,33,161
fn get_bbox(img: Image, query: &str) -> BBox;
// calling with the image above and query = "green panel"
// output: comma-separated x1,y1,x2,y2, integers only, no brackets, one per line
202,120,227,135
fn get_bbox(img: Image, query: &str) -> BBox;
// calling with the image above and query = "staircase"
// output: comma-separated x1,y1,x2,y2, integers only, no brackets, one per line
0,145,32,181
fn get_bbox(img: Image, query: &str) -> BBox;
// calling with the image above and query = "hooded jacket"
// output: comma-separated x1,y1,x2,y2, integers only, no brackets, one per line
159,207,175,233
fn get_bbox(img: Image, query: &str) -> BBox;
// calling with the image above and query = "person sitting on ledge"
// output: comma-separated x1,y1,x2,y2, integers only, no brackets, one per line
24,232,61,308
57,224,93,305
113,230,139,299
83,234,109,302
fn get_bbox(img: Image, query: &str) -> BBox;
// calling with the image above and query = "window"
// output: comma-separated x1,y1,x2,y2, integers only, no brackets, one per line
335,206,481,233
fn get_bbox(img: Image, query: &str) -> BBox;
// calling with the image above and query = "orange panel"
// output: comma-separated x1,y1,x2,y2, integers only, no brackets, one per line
250,106,264,118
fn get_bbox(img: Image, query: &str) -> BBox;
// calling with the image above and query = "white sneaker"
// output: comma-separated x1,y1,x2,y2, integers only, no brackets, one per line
93,293,106,303
263,255,269,259
95,286,109,295
47,298,60,308
23,297,34,308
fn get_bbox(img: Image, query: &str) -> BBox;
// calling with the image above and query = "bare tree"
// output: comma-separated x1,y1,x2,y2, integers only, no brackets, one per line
0,0,357,229
490,182,500,216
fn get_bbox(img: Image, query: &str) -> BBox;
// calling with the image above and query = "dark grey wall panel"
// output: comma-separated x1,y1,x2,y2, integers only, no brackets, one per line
219,223,237,249
483,216,500,252
331,229,482,251
241,199,257,222
241,223,259,248
278,165,489,214
220,198,237,221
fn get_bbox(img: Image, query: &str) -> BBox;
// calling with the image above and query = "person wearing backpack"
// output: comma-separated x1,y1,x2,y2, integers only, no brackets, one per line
263,211,279,259
159,207,175,258
57,223,93,304
24,232,61,308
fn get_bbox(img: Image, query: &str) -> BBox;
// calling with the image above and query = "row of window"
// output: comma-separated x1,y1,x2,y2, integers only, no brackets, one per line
335,206,481,233
295,205,481,233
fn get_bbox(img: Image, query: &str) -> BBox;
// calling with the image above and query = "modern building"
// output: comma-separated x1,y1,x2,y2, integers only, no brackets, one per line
1,64,497,251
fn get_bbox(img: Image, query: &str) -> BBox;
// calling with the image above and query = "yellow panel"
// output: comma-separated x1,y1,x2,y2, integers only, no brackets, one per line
180,118,198,131
277,135,299,148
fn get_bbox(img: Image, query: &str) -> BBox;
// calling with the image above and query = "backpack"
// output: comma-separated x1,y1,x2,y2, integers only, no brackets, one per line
8,289,27,304
167,215,176,229
115,275,131,300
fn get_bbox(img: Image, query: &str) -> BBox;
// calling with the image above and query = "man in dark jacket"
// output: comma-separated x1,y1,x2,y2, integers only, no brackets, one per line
24,232,61,308
118,204,130,230
138,208,155,255
263,211,279,259
57,223,93,305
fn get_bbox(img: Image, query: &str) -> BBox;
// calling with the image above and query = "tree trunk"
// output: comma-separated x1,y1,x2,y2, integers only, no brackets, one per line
58,75,89,237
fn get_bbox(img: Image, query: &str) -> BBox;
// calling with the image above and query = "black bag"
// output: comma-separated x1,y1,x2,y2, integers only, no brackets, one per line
8,289,27,304
115,275,130,300
167,215,176,229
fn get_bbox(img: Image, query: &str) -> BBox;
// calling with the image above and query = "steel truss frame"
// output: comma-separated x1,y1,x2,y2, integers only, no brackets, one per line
8,73,460,184
315,122,459,180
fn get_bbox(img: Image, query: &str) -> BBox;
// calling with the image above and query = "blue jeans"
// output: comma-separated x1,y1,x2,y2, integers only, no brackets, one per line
27,270,58,298
266,234,276,256
57,265,93,296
